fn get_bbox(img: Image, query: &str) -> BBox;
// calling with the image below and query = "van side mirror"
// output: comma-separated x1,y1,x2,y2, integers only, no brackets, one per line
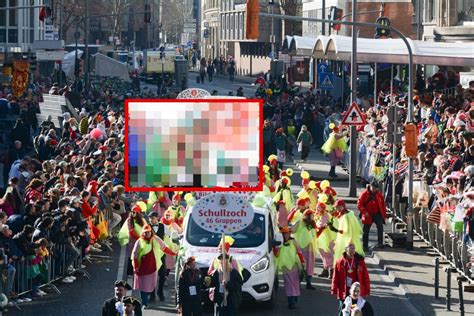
272,240,282,247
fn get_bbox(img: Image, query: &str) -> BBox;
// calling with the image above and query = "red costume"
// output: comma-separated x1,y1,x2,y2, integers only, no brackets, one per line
357,190,387,225
331,253,370,300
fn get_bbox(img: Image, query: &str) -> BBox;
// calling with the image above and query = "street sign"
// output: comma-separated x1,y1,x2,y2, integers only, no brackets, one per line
203,29,210,38
36,50,65,61
319,72,334,90
204,22,209,27
183,28,196,33
191,193,255,234
186,41,192,48
341,102,367,126
317,62,328,74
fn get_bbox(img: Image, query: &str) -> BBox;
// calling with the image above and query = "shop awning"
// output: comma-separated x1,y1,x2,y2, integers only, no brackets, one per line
312,35,474,67
289,35,317,56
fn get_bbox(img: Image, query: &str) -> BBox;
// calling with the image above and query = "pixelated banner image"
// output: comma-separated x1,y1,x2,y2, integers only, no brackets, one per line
125,99,263,191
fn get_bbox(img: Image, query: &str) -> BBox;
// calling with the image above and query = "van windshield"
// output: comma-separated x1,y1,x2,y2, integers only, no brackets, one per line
186,214,265,248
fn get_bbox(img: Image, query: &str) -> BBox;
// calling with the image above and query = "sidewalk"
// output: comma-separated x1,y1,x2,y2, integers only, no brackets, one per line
365,227,474,315
189,69,256,85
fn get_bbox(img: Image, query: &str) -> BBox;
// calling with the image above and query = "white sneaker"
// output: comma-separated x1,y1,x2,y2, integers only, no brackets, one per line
22,298,32,302
81,264,86,269
90,246,102,253
16,299,25,303
62,277,73,283
8,302,14,306
68,275,77,281
93,243,102,248
38,289,47,295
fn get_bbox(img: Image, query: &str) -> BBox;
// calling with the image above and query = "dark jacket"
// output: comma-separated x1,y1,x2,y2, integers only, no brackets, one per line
7,214,24,235
209,267,243,309
102,297,142,316
13,231,36,256
177,268,203,307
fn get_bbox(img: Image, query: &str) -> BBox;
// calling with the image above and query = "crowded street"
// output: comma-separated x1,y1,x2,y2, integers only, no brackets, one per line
0,1,473,316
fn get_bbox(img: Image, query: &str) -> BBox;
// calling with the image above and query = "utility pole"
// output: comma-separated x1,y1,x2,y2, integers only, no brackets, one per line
321,0,325,35
84,0,90,93
349,0,358,197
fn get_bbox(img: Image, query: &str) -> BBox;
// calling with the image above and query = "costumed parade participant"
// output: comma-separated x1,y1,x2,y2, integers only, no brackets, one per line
206,236,243,316
321,123,348,178
122,296,142,316
131,224,177,308
274,226,305,310
298,171,317,208
267,155,281,186
332,241,370,313
333,199,364,263
160,209,182,278
168,192,186,227
292,209,318,290
118,204,146,276
314,199,337,278
287,193,310,225
102,280,142,316
176,256,203,316
147,191,171,219
272,169,295,210
147,211,166,302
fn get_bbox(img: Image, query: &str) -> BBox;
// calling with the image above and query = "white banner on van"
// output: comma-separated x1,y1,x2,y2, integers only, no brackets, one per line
191,193,255,234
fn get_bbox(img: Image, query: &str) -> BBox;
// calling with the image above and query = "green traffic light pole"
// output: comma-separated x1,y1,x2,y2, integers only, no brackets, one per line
259,11,415,250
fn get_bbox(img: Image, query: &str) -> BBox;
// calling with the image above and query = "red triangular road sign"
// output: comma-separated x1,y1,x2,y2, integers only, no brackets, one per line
341,102,367,126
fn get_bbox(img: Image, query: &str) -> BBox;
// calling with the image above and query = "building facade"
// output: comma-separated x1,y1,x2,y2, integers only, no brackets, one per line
422,0,473,42
0,0,44,53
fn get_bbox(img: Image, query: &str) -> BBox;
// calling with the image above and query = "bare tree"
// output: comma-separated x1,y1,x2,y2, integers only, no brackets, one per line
99,0,132,47
161,0,190,44
55,0,85,42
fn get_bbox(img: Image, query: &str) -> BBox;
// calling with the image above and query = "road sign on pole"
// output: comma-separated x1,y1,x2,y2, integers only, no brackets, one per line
319,72,334,90
341,102,367,126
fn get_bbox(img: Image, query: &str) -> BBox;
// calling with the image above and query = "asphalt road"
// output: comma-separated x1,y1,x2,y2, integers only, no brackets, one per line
141,73,258,98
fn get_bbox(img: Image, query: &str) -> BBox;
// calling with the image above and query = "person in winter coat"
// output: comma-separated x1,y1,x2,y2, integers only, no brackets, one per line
332,241,370,313
207,64,215,82
357,182,387,251
13,225,36,257
176,256,203,316
296,125,313,162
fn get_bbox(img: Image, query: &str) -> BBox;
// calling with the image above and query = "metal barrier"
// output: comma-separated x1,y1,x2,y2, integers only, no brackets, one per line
7,243,91,310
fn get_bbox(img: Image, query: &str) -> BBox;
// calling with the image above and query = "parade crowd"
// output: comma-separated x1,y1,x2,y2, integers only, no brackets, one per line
0,66,471,316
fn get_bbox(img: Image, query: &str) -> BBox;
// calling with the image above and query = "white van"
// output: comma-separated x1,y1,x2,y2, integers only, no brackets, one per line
177,195,282,306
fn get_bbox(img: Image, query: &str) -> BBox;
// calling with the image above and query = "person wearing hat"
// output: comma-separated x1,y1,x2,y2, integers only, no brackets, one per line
147,191,171,219
274,226,305,309
357,182,387,252
206,236,243,316
315,202,337,279
102,280,142,316
292,209,318,290
272,174,294,211
122,296,142,315
168,192,186,227
333,199,364,263
148,211,167,302
298,171,316,209
296,125,313,162
176,256,203,315
159,209,182,286
267,154,281,185
118,204,146,276
331,241,370,313
287,195,310,226
321,123,347,177
131,224,177,308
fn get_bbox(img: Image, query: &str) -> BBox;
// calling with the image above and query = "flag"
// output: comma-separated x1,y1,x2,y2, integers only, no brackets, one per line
39,6,52,22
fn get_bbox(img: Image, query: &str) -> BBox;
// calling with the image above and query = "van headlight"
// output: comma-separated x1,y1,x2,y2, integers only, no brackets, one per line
251,255,270,273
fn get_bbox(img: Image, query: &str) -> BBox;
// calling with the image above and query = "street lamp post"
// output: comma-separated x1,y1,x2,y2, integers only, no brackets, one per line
349,0,357,198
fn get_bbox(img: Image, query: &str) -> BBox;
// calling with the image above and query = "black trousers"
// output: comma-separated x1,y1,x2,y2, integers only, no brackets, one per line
363,212,384,248
150,256,167,300
301,145,310,160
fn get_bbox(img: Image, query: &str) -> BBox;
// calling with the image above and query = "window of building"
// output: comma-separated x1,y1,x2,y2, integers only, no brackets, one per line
0,0,5,27
8,28,17,43
8,0,16,27
426,0,436,22
0,29,5,42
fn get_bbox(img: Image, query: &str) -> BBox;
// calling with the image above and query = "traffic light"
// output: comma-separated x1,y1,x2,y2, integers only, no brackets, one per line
245,0,259,40
375,16,391,38
330,7,343,31
386,105,404,144
144,4,151,23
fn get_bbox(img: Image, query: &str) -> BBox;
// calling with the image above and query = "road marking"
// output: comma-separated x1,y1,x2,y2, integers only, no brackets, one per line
117,245,126,281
